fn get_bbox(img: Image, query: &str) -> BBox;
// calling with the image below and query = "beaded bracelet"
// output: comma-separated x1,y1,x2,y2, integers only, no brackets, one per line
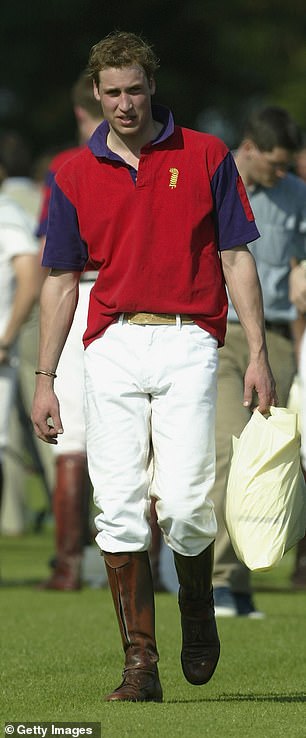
35,369,57,378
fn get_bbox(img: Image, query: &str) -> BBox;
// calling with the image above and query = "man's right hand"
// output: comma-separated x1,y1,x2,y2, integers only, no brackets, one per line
31,385,64,444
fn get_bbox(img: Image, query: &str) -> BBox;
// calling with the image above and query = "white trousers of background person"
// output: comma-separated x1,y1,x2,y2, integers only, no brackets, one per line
84,318,218,556
53,281,92,456
52,279,109,587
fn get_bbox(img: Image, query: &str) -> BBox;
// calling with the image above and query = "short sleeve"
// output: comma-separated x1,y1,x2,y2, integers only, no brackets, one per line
42,181,88,270
210,151,260,250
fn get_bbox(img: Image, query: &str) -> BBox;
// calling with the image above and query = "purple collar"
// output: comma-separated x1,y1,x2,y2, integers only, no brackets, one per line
87,104,174,161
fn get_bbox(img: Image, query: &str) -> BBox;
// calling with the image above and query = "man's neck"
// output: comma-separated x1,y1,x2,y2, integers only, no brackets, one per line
107,119,163,167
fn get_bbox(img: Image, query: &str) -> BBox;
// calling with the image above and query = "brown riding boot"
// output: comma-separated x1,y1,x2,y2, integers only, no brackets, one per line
174,543,220,685
39,453,89,591
103,551,163,702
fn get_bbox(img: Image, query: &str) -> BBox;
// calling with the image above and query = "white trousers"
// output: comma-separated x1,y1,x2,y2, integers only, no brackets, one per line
84,319,218,556
53,281,92,456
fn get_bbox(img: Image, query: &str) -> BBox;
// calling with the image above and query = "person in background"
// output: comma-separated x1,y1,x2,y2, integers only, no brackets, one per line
37,71,103,590
0,131,54,535
212,107,306,616
0,160,41,514
32,31,276,702
287,134,306,591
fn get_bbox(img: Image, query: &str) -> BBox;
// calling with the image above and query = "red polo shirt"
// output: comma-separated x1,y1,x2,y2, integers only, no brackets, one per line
43,106,259,347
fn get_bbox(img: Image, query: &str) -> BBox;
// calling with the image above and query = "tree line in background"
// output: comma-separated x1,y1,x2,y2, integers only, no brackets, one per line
0,0,306,158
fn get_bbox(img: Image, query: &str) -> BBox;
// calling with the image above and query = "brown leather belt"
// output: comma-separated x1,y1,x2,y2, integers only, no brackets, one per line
125,312,195,325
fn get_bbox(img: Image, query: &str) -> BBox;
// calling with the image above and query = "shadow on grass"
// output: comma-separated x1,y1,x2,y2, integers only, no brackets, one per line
167,692,306,704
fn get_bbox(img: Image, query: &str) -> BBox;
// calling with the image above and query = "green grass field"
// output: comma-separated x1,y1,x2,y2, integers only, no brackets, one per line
1,523,306,738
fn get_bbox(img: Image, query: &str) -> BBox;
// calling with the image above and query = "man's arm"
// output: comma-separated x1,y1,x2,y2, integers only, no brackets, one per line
31,269,80,444
221,245,277,412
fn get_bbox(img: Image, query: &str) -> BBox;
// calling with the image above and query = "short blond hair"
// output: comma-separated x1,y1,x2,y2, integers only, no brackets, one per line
87,30,160,85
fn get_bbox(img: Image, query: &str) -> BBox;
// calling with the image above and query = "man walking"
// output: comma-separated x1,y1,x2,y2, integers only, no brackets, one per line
32,31,276,702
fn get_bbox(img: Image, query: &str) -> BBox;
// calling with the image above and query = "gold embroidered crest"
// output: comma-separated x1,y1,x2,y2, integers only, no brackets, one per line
169,167,179,188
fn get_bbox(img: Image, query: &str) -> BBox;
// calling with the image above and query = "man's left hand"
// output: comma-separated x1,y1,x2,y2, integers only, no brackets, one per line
243,354,278,413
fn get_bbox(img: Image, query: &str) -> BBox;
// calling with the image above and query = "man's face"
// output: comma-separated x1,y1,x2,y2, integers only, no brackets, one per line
93,65,155,139
246,144,293,188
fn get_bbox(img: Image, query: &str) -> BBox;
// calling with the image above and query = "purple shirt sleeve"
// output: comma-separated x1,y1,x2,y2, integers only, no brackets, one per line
36,169,55,238
211,151,260,250
42,181,88,270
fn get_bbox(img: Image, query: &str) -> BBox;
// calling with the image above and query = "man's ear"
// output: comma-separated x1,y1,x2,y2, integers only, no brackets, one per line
93,80,101,101
149,77,156,96
243,138,257,155
74,105,85,123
